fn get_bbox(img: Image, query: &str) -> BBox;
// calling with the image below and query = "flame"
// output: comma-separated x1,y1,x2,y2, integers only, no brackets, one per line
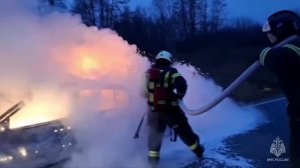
62,47,131,81
9,90,70,129
4,45,133,128
3,38,134,128
82,57,100,72
79,89,128,112
0,2,148,131
69,53,102,80
5,47,132,128
7,88,128,129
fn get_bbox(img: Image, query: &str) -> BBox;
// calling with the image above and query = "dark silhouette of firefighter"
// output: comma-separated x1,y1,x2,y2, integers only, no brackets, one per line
259,10,300,168
144,51,204,167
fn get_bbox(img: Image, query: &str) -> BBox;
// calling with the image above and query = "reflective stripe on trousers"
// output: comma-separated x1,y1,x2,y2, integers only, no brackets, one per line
148,151,159,158
189,140,199,150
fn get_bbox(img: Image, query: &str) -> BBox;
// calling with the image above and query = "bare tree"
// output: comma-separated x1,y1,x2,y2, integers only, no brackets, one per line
46,0,64,7
97,0,130,27
179,0,188,36
39,0,67,13
152,0,178,48
210,0,227,31
173,0,210,37
72,0,130,28
153,0,176,20
188,0,196,36
73,0,96,26
198,0,208,32
234,17,258,31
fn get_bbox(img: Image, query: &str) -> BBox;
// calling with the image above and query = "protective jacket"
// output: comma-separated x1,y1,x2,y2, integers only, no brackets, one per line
145,64,187,112
260,36,300,118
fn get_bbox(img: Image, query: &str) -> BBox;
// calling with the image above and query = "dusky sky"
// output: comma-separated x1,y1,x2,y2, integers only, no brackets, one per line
130,0,300,23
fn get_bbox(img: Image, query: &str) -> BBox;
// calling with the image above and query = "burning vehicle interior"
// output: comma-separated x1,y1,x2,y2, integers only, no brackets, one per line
0,88,129,167
0,100,74,167
0,2,146,166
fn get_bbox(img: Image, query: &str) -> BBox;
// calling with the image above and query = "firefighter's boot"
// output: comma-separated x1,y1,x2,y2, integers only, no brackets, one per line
193,144,205,158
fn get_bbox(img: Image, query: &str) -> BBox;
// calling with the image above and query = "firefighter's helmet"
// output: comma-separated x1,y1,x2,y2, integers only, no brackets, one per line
263,10,300,43
155,51,173,63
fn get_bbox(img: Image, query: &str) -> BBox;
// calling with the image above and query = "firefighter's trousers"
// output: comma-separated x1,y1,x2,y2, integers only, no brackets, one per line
147,107,202,164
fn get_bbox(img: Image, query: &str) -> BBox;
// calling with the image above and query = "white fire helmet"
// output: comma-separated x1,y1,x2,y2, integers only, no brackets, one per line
155,51,173,63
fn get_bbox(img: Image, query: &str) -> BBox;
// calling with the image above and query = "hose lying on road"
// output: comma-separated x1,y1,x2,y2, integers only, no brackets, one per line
179,35,299,116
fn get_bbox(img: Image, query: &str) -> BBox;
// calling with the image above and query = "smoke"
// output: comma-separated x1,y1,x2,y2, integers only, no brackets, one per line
0,0,266,167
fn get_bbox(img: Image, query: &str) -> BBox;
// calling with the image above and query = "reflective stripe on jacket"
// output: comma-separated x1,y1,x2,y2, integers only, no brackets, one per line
260,44,300,66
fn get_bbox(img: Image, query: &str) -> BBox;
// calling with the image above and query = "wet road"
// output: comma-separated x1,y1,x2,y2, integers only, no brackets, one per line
2,97,293,168
28,97,296,168
224,97,292,168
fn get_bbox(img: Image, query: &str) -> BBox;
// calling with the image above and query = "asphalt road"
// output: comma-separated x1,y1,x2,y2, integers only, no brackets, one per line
224,97,292,168
3,97,294,168
32,97,297,168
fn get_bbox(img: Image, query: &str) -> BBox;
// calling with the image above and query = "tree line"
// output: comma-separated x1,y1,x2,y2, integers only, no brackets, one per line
41,0,290,101
41,0,253,54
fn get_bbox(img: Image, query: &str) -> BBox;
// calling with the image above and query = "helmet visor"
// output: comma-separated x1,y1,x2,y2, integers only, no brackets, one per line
262,21,271,32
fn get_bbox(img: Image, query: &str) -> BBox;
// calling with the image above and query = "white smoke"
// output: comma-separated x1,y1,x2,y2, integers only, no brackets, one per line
0,0,150,167
0,1,266,168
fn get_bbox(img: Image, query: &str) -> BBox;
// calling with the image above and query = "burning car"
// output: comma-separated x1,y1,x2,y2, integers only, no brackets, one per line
0,86,129,167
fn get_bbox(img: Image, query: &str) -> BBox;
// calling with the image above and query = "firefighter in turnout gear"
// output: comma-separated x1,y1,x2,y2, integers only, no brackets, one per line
145,51,204,167
259,10,300,168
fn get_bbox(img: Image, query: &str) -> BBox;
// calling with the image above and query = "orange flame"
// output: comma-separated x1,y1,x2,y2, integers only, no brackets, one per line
63,47,131,81
9,90,71,129
6,44,133,128
78,89,128,112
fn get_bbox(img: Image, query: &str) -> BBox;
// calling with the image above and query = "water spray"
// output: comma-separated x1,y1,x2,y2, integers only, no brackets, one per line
180,35,299,116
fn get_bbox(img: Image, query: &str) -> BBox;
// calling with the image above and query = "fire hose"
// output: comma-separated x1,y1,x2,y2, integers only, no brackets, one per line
179,35,299,116
178,61,261,116
133,35,298,138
